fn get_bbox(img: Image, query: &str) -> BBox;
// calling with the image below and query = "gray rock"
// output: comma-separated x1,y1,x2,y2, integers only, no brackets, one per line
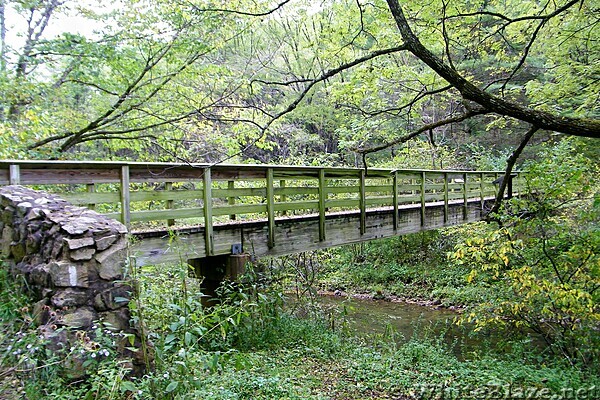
96,284,131,310
61,216,99,235
59,307,97,329
1,226,15,257
49,261,89,288
100,308,131,332
26,207,43,221
29,264,51,287
51,288,89,308
10,242,26,262
16,201,32,216
95,234,117,251
33,298,50,325
64,237,95,250
95,238,128,280
26,232,43,253
70,247,95,261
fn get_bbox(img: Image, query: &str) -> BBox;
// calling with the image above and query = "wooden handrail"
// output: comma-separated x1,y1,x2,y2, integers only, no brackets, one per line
0,160,524,255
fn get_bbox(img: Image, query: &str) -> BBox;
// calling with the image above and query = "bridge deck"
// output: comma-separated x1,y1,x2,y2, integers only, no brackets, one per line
0,161,520,265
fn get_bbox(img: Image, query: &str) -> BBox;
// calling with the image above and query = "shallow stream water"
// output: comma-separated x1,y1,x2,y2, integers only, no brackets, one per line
312,295,503,359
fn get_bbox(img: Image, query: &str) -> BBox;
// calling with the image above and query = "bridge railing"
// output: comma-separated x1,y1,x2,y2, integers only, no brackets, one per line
0,161,522,253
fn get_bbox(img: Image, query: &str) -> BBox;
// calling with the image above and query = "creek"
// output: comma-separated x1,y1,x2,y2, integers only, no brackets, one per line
312,294,504,359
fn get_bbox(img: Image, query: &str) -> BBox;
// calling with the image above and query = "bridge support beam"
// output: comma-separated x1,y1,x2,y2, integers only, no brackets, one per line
189,254,250,305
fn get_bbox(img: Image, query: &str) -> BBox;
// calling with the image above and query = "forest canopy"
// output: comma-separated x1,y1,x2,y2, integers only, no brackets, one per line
0,0,598,167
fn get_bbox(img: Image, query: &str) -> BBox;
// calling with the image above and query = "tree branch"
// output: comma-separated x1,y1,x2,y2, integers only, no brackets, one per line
385,0,600,138
191,0,293,17
356,109,488,154
488,125,539,218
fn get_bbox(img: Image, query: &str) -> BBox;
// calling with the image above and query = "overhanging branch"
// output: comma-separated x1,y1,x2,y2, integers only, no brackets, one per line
385,0,600,138
356,109,488,154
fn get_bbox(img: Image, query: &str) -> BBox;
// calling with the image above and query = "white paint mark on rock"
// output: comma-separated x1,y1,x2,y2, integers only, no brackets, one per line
68,265,78,286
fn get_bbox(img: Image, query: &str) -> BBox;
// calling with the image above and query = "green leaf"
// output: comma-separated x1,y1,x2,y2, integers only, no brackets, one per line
165,381,179,393
120,381,137,393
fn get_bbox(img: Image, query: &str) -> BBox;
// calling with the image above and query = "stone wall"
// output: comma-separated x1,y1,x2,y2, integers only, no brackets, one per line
0,185,149,376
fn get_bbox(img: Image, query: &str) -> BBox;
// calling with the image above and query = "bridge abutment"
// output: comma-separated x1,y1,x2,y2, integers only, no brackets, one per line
0,186,152,377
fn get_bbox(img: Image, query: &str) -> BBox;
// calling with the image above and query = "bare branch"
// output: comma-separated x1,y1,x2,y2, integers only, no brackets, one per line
191,0,293,17
266,45,409,128
357,109,488,154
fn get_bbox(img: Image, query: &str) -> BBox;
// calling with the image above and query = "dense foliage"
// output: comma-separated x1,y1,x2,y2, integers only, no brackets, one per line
1,0,598,164
452,140,600,368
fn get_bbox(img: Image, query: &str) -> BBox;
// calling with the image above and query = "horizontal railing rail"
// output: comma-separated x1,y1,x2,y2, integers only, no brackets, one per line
0,160,524,256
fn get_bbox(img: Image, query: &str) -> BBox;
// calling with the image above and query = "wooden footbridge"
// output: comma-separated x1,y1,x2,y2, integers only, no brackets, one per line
0,160,521,268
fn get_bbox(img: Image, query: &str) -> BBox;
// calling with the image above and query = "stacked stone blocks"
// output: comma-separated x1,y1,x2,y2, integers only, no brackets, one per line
0,185,147,375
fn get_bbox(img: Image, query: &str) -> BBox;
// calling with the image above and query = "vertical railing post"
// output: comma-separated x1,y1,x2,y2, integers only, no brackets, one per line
227,180,236,220
420,171,426,226
480,172,485,211
443,172,449,223
120,166,131,229
392,171,399,231
359,169,366,235
9,164,20,185
318,169,326,241
87,183,96,211
279,179,287,216
203,168,213,256
266,168,275,248
165,182,175,226
463,172,468,220
507,174,514,199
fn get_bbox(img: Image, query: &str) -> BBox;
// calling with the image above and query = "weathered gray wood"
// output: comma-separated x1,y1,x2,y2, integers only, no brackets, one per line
130,207,203,222
120,166,131,228
165,182,175,226
480,172,485,210
61,192,120,205
273,200,318,212
9,164,20,185
359,169,366,235
420,171,426,226
212,204,266,216
131,198,493,266
392,171,399,231
463,173,468,220
20,168,120,184
443,172,448,223
318,169,326,241
227,180,236,220
276,186,319,196
279,180,287,216
86,183,96,211
266,168,275,248
203,168,213,256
